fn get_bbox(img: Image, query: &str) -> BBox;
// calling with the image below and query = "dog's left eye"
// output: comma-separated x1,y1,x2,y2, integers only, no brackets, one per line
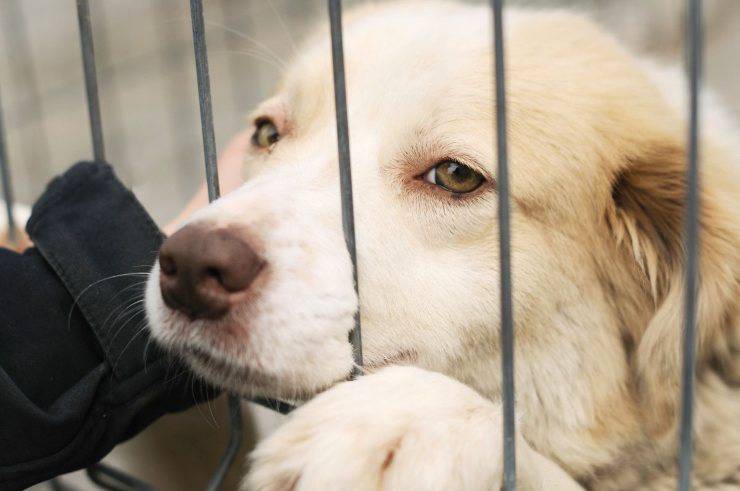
252,119,280,148
423,160,485,194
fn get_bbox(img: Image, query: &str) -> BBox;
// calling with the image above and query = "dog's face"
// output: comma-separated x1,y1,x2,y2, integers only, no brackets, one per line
145,0,738,411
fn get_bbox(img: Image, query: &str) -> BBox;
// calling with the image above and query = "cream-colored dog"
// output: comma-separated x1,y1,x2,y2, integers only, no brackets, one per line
145,1,740,489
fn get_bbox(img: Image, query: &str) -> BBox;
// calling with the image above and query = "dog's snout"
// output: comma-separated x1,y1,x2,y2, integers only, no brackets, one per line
158,224,265,320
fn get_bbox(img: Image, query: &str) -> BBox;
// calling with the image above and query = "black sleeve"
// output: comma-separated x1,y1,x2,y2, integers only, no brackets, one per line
0,162,216,491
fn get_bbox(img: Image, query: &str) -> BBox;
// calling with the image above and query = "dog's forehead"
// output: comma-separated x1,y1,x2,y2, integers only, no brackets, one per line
280,3,643,138
274,1,672,201
281,2,493,126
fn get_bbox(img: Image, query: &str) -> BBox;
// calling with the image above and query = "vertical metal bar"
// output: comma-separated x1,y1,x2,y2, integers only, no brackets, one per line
0,89,16,243
86,463,154,491
491,1,516,489
205,393,243,491
189,2,241,489
189,0,220,201
76,0,106,162
328,0,363,370
678,0,702,489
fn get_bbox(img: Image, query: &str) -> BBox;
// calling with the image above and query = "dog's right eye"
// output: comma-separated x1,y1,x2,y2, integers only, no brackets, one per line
252,118,280,148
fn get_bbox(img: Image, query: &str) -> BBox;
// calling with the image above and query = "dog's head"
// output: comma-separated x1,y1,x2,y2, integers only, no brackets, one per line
146,0,740,423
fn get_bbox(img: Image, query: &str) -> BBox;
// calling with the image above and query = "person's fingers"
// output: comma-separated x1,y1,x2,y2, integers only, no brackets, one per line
0,229,32,252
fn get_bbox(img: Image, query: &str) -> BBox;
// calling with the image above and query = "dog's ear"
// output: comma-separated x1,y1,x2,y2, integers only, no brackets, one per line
606,139,739,435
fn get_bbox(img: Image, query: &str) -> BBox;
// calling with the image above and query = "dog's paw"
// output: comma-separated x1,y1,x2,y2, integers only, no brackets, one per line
244,366,504,491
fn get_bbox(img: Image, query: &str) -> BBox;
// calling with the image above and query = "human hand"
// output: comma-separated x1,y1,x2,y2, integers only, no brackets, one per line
0,203,32,252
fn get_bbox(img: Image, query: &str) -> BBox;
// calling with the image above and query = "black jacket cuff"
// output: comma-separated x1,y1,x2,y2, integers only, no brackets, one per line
27,161,165,380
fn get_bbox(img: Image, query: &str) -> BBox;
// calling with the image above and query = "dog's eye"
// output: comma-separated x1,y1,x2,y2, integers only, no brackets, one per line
423,160,485,193
252,119,280,148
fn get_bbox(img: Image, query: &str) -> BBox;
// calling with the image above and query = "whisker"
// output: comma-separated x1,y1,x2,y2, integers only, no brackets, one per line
210,49,286,74
164,365,190,386
202,378,219,429
108,303,147,346
99,284,147,331
105,298,146,337
143,337,154,373
266,0,297,56
111,322,149,373
67,272,149,330
192,375,218,429
203,20,287,69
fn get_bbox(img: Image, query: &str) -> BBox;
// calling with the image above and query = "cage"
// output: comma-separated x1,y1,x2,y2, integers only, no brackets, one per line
1,0,737,490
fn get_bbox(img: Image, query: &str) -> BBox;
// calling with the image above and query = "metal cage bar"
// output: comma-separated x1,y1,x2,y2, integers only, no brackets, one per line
491,1,516,489
189,0,220,202
76,0,105,162
0,89,16,243
678,0,703,489
86,463,154,491
327,0,363,370
188,2,243,489
205,393,243,491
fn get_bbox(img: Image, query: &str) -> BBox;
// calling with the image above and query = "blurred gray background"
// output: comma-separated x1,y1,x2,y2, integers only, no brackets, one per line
0,0,327,226
5,0,738,489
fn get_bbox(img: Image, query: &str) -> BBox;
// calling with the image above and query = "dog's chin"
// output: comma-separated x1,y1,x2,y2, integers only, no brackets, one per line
181,345,351,402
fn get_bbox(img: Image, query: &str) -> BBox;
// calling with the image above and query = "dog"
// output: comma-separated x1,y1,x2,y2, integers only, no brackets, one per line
145,1,740,488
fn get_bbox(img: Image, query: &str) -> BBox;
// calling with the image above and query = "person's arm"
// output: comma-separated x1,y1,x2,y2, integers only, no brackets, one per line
0,131,248,490
0,162,212,490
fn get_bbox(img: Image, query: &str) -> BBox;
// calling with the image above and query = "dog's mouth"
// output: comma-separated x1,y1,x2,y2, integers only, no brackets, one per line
183,345,288,398
182,342,420,401
182,345,350,401
186,346,252,380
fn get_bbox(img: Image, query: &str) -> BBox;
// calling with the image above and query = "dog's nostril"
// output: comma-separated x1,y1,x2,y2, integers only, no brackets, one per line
159,254,177,276
213,255,265,293
205,266,225,287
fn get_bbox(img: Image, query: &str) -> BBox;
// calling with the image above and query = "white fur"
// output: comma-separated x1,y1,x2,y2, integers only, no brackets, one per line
246,366,582,491
145,168,358,400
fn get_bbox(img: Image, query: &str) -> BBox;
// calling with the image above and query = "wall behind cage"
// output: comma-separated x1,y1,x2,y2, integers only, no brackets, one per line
0,0,328,225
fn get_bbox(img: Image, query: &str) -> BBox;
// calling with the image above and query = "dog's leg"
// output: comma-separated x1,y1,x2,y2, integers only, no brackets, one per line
245,366,582,491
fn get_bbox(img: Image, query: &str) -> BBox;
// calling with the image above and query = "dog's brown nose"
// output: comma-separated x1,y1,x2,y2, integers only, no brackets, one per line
158,224,265,320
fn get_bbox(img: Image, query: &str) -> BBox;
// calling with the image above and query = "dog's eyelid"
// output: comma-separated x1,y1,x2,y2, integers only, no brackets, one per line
253,116,275,127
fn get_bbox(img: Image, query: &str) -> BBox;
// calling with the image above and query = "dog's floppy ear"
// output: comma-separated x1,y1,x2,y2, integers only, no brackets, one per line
606,139,739,435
